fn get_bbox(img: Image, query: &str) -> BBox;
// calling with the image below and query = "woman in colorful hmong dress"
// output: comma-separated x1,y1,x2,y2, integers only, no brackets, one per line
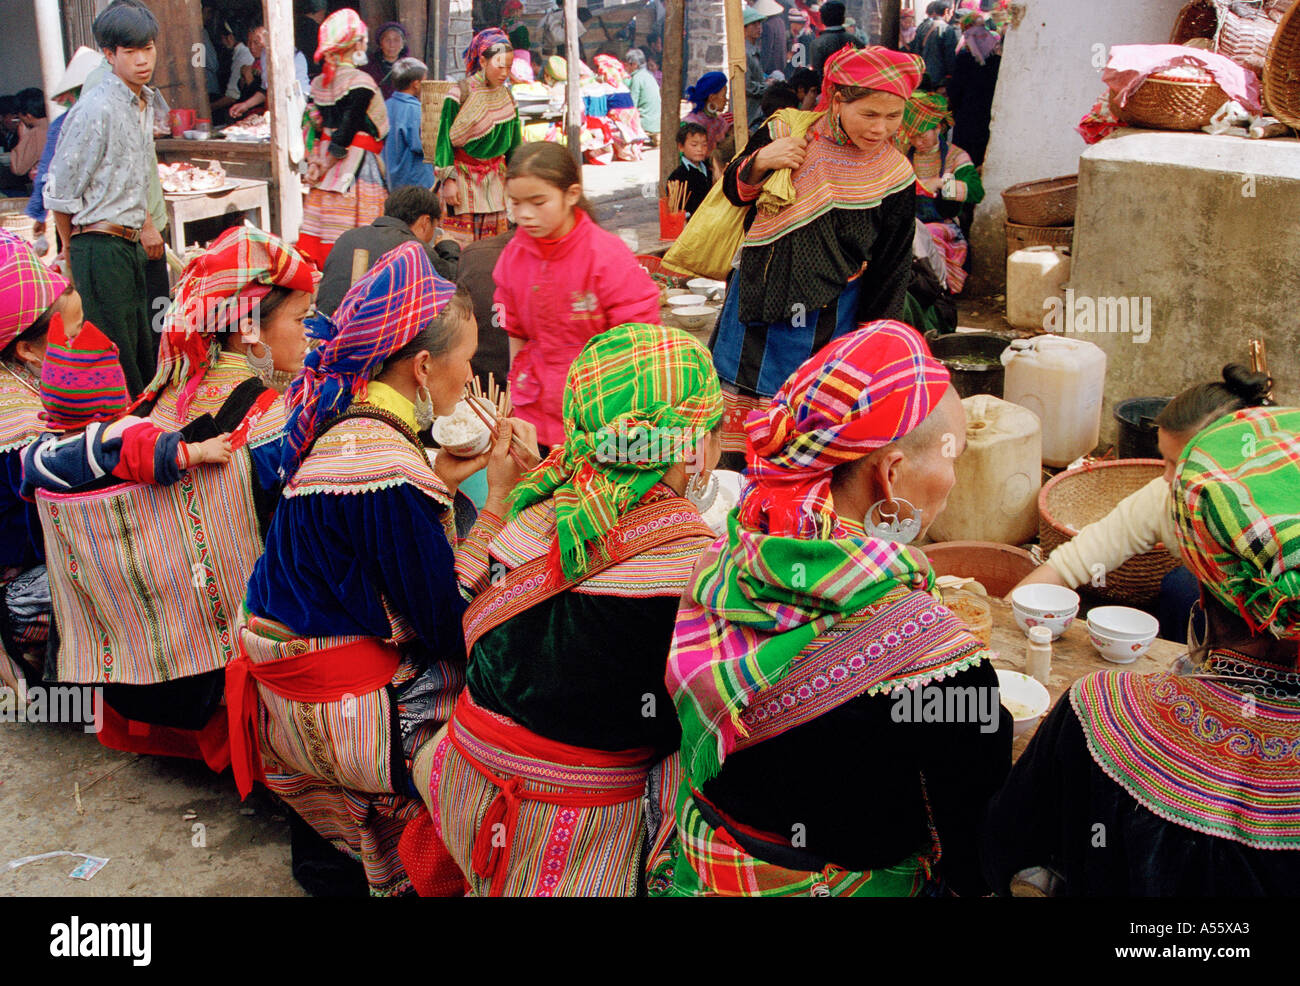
32,227,317,770
435,29,522,245
709,47,922,461
897,92,983,294
229,241,535,897
985,406,1300,896
298,9,390,268
681,71,734,157
410,323,723,897
0,232,80,690
658,321,1012,897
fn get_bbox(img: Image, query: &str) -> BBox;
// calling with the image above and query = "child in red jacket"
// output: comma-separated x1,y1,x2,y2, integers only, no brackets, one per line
492,142,660,447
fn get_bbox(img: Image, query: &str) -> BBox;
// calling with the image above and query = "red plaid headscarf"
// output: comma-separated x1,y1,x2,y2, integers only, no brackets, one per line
739,320,950,538
816,46,925,110
316,8,369,87
464,28,511,76
137,226,318,418
280,241,455,480
0,230,68,351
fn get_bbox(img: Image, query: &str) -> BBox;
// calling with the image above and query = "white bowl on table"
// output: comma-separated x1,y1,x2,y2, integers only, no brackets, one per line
996,669,1052,737
1009,584,1080,640
666,293,708,308
183,130,210,140
672,305,717,331
686,277,726,301
431,398,494,457
1086,605,1158,663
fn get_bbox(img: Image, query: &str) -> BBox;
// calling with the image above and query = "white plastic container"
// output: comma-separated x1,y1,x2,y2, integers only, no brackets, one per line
1006,245,1071,331
1002,335,1107,468
928,394,1042,545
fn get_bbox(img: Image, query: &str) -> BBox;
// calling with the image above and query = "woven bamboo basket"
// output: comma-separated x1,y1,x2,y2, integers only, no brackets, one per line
1171,0,1220,43
1001,175,1078,227
0,213,34,238
1265,0,1300,126
1039,459,1180,604
1218,0,1279,74
1110,71,1230,130
419,80,457,162
1005,221,1073,258
0,197,29,214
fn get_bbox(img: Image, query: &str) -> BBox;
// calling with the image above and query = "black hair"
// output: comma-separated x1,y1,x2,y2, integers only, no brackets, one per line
821,1,847,27
256,285,294,323
1154,363,1274,435
506,140,596,220
15,88,45,119
0,95,16,116
375,287,474,376
789,68,820,94
0,283,72,363
93,1,160,50
761,83,800,118
384,184,442,225
389,57,428,92
926,1,952,16
676,121,707,144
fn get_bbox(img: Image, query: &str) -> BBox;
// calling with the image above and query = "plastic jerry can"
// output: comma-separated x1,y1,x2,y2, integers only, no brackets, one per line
1006,245,1071,331
1001,335,1107,467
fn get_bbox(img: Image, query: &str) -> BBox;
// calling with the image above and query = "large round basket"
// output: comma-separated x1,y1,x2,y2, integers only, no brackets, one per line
1005,221,1073,258
1218,0,1281,74
1265,0,1300,127
1038,459,1180,605
1171,0,1220,44
1111,71,1230,130
1000,175,1078,227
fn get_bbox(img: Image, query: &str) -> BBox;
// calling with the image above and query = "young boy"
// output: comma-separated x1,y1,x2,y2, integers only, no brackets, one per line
20,316,230,499
44,2,164,398
665,122,713,219
382,58,435,191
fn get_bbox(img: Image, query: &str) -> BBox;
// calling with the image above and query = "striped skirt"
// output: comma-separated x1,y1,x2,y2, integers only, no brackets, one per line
923,220,969,295
298,151,387,266
422,691,662,897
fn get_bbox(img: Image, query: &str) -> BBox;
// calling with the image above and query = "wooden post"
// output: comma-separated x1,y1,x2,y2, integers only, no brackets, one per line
153,0,209,122
263,0,301,239
399,0,427,63
723,0,746,155
564,0,581,164
659,0,684,188
880,0,902,50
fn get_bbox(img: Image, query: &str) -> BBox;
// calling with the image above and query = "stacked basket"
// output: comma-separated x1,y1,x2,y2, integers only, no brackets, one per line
1001,175,1077,259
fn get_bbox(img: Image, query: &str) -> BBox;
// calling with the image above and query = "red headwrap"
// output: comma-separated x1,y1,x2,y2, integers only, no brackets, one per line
816,45,925,110
739,320,950,538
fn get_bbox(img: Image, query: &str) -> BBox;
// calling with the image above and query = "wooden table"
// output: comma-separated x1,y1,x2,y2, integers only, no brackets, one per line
987,597,1183,758
163,178,271,255
155,138,272,180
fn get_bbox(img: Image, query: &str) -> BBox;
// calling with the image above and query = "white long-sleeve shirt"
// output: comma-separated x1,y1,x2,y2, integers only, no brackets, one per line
1046,476,1180,587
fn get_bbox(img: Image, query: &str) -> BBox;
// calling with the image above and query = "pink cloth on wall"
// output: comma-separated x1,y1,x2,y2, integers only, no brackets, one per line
1102,44,1262,114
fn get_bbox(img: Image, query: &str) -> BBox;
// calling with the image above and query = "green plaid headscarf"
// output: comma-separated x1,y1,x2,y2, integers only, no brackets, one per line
509,323,723,581
1173,406,1300,639
896,92,953,147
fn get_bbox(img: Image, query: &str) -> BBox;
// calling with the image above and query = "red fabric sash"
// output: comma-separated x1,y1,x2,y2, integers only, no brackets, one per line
96,699,231,773
461,496,712,652
453,148,505,179
226,634,401,798
351,132,384,155
448,692,651,896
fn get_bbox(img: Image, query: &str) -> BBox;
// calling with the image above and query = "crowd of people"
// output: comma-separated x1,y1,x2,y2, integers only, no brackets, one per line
1,1,1297,901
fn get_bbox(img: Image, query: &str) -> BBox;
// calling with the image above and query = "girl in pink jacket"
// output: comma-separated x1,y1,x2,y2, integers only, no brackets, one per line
492,142,660,447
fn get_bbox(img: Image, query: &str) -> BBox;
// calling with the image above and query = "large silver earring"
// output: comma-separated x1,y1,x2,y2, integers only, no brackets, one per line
686,470,718,513
414,385,435,431
866,497,922,544
246,341,275,384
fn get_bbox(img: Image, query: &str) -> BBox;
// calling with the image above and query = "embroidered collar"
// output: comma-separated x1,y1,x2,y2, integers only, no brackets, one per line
363,381,417,432
0,363,43,454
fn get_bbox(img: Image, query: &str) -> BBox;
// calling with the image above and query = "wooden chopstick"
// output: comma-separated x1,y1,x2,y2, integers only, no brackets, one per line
464,388,541,469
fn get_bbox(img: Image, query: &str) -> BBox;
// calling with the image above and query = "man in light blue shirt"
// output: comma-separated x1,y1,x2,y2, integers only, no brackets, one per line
623,48,660,145
382,58,434,189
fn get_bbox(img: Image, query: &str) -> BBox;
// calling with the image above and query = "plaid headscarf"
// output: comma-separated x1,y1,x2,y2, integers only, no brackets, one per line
895,91,953,146
510,323,723,582
316,8,369,87
0,230,68,351
464,28,511,76
39,316,130,431
280,241,454,481
739,320,950,539
594,54,627,87
816,46,924,110
669,320,948,783
1173,406,1300,641
137,226,318,418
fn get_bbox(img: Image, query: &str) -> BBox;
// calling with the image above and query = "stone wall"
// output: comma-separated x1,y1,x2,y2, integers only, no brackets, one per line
447,0,474,77
687,0,727,84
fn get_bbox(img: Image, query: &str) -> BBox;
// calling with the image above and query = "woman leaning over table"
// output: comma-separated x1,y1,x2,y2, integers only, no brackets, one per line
985,406,1300,896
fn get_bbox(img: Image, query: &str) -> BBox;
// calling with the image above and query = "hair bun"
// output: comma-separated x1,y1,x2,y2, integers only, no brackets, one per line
1221,363,1272,405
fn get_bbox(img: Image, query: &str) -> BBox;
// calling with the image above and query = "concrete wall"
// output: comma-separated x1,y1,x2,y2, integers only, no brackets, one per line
969,0,1186,294
0,0,47,95
1067,129,1300,446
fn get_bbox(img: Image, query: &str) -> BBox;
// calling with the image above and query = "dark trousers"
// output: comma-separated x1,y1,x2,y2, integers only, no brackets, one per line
144,254,170,365
69,233,154,397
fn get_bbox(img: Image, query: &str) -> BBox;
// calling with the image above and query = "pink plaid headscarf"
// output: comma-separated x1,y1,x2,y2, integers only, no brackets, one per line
739,320,950,539
0,230,68,351
316,8,369,87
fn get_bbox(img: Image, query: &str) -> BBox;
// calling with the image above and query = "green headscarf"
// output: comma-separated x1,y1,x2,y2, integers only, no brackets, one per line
510,323,724,581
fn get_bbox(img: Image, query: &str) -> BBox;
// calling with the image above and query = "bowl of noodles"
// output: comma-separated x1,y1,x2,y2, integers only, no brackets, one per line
996,669,1051,737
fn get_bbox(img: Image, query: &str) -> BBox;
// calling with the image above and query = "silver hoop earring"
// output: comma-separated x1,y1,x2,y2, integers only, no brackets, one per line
686,471,718,513
246,341,275,384
414,385,435,431
866,497,922,544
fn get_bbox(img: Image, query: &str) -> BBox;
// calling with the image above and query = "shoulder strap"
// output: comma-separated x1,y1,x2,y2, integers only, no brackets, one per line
177,378,276,450
462,496,713,652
